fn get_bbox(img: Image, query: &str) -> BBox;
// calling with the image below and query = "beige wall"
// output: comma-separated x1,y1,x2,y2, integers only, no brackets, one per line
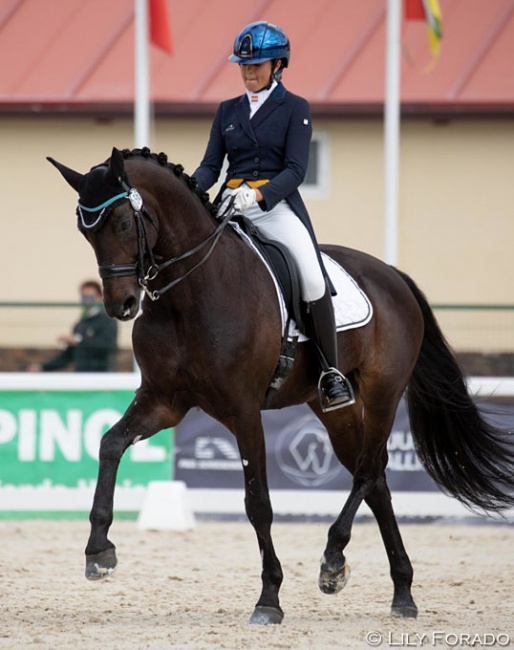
1,115,513,351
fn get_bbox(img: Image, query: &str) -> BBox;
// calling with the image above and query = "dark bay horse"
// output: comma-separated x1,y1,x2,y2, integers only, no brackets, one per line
48,147,514,625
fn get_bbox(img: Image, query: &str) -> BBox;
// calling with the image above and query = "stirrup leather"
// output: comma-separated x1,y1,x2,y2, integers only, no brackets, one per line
318,368,356,412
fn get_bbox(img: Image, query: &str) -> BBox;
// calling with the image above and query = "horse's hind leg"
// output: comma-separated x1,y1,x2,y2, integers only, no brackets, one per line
365,476,418,618
85,389,181,580
311,396,416,617
308,400,363,595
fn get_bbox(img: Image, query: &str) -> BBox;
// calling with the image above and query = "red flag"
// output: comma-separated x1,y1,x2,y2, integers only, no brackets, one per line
405,0,425,20
149,0,173,55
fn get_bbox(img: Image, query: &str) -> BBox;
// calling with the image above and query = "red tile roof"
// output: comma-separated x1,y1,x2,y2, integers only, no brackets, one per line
1,0,513,116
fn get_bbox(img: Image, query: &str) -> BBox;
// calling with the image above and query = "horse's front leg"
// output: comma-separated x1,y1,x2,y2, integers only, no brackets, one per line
85,389,181,580
233,418,284,625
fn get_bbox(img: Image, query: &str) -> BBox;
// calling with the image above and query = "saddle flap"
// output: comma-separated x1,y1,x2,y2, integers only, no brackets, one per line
231,215,305,332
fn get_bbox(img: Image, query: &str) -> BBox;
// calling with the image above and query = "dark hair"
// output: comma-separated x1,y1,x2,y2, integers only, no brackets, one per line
80,280,102,295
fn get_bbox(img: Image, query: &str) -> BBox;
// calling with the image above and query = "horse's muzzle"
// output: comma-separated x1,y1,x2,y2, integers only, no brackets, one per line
104,292,140,321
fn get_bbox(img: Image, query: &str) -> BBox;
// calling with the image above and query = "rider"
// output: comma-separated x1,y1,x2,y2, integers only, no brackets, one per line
193,20,354,411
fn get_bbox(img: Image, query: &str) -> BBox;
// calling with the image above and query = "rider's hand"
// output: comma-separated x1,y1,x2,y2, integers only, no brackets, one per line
233,187,257,212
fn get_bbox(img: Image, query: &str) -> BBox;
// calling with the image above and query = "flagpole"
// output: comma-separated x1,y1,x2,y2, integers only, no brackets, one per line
134,0,150,148
133,0,150,374
384,0,401,266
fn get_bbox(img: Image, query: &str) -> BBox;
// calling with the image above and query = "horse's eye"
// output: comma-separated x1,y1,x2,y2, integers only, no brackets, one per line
117,217,132,234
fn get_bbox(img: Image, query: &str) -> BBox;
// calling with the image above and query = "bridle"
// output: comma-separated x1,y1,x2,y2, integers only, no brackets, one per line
79,179,235,302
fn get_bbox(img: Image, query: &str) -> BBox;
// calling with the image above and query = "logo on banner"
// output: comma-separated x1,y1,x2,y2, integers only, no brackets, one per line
274,420,342,487
176,436,241,471
386,430,424,471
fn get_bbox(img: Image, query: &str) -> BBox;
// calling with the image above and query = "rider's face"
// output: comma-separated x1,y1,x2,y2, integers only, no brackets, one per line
239,61,274,93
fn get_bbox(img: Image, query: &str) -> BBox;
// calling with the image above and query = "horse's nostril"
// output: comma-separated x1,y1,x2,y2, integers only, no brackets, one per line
122,295,137,318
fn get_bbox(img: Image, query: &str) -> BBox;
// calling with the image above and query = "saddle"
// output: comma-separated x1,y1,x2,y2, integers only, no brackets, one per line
231,215,304,407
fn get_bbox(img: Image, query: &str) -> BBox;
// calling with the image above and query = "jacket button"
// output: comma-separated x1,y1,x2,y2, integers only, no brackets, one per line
254,157,260,163
252,171,259,177
253,144,258,149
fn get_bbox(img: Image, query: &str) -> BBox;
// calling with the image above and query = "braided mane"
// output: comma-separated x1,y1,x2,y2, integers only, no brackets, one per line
117,147,216,215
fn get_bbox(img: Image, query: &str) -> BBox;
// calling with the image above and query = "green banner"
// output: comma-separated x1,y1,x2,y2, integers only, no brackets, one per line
0,390,173,517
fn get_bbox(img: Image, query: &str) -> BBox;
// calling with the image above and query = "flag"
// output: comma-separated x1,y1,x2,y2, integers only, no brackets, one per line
405,0,443,55
149,0,173,55
423,0,443,56
405,0,425,20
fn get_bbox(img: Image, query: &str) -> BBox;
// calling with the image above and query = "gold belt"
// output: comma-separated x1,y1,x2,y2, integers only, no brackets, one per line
226,178,270,189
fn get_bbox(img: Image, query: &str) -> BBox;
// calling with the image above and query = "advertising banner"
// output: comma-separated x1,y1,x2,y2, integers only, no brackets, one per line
0,390,172,517
175,400,436,491
175,399,514,517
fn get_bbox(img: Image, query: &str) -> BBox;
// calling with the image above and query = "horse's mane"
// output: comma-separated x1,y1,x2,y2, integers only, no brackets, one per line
108,147,216,216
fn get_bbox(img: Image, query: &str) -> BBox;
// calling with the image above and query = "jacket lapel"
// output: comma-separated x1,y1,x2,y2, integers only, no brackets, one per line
234,95,256,142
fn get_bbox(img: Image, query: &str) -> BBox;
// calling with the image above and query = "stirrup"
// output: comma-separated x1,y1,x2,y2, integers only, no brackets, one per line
318,368,356,413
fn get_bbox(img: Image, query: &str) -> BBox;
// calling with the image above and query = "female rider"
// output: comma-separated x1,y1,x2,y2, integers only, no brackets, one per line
193,21,354,411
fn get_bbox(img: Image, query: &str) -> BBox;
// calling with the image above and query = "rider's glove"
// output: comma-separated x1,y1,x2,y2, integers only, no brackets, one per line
233,187,257,212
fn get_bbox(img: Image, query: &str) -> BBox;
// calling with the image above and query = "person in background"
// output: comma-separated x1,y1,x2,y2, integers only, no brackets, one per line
29,280,118,372
192,21,354,411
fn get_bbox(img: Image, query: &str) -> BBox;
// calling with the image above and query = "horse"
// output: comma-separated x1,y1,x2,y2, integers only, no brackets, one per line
47,146,514,625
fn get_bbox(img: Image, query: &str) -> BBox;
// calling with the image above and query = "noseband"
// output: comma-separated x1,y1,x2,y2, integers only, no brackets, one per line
82,179,234,302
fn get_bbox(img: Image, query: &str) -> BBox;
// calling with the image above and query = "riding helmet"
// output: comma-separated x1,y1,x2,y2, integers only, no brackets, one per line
229,21,290,67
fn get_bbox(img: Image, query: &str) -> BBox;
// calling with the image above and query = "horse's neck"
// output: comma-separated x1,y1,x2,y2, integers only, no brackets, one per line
150,186,226,305
151,180,212,252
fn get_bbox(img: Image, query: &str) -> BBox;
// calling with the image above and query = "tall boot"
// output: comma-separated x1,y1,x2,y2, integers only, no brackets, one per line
305,282,355,412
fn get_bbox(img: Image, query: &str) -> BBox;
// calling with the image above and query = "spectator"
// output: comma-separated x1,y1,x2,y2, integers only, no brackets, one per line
29,281,118,372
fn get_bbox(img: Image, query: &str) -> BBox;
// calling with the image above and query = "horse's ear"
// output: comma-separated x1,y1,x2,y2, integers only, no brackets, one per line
108,147,125,185
46,157,83,193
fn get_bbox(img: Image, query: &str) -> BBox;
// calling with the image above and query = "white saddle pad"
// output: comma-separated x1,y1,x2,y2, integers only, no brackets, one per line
317,252,373,336
230,222,373,340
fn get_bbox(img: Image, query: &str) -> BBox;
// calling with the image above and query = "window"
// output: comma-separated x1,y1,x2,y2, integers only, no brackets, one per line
301,130,329,199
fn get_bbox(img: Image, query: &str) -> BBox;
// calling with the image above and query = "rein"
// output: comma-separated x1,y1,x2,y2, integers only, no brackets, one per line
96,181,235,302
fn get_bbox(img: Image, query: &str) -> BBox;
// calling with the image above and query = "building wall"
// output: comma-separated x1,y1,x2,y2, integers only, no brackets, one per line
1,115,513,352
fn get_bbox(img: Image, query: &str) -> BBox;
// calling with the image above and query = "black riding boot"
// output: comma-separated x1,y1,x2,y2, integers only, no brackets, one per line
305,283,355,412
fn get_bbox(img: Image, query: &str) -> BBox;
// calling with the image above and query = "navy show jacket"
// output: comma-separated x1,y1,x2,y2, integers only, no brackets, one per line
193,82,334,293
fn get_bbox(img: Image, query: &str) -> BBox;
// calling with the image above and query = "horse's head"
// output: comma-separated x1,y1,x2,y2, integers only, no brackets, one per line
47,147,158,321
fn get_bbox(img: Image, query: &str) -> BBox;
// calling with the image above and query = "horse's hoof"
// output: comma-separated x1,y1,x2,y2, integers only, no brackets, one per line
85,547,117,581
249,606,284,625
391,604,418,619
319,561,351,595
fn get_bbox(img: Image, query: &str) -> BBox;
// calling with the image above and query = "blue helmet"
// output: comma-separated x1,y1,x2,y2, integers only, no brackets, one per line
229,21,290,67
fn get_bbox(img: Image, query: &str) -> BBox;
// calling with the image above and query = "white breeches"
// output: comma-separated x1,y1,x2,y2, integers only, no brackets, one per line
222,189,326,302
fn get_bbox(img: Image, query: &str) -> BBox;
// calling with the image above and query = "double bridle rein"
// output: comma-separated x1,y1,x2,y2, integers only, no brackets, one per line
79,180,235,302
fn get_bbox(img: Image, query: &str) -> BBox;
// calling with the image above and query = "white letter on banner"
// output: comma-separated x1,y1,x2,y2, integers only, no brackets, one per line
0,410,16,445
19,410,37,461
130,438,167,462
40,410,82,461
84,409,121,460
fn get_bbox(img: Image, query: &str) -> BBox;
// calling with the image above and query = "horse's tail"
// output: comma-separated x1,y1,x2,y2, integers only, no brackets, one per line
395,268,514,514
